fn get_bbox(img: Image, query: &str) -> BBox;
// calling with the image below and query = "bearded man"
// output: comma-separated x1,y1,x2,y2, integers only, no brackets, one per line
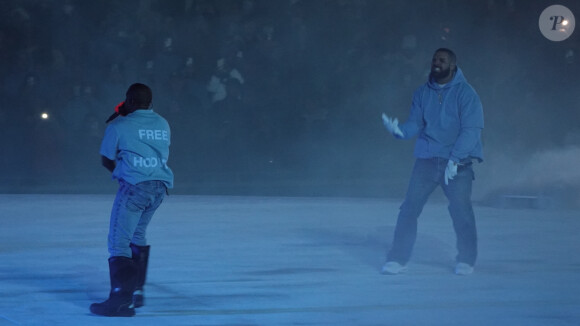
381,48,484,275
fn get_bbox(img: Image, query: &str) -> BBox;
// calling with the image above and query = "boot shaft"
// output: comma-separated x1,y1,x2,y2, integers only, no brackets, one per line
130,243,150,287
108,256,138,296
130,244,150,308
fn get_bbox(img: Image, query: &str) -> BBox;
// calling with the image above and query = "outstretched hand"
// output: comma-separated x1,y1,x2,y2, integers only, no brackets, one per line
382,113,404,138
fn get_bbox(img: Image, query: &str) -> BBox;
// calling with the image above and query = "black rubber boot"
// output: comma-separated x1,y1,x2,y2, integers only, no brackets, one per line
130,243,150,308
90,256,137,317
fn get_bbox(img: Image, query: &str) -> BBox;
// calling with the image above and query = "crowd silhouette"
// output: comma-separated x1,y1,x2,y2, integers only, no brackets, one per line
0,0,577,195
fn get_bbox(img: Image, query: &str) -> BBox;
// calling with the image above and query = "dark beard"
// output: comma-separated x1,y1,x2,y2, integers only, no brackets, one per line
430,67,451,81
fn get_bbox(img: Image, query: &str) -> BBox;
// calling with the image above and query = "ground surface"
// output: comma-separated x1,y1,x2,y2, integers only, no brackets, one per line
0,194,578,326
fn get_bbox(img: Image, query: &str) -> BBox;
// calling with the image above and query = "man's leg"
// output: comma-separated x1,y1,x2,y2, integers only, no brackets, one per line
108,181,147,258
386,159,440,266
91,181,144,316
129,181,167,307
130,181,166,246
442,164,478,267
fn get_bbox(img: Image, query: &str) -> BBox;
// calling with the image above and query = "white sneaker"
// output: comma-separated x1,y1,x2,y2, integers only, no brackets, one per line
455,262,474,275
381,261,407,275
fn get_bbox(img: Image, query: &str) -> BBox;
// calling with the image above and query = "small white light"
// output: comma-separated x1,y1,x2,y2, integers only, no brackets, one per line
41,112,49,120
562,20,569,26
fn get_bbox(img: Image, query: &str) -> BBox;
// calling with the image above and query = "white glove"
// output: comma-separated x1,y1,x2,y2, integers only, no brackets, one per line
444,160,458,185
381,113,404,138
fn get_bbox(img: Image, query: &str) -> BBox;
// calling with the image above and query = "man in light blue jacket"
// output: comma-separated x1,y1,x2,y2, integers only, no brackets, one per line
381,48,483,276
91,83,174,316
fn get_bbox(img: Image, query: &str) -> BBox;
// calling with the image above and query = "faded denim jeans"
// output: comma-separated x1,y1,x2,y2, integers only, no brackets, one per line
387,158,478,266
108,180,166,258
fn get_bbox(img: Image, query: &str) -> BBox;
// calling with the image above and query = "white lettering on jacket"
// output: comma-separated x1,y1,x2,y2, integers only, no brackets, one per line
133,157,168,168
138,129,168,141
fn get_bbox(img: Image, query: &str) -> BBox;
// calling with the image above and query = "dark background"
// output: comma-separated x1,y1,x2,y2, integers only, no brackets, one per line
0,0,578,206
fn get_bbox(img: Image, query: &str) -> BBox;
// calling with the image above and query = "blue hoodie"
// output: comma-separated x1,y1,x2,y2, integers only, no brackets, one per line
398,67,484,163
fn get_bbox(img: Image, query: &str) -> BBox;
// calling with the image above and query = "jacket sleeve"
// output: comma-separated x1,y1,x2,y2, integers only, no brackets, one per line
449,86,484,162
398,87,424,139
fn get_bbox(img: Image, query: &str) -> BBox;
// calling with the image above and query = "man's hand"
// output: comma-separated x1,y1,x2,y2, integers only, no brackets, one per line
382,113,404,138
444,160,458,185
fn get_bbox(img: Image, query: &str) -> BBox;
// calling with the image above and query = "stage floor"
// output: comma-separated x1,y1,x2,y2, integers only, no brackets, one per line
0,194,578,326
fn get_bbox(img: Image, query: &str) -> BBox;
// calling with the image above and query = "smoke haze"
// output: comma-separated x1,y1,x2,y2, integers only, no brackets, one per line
0,0,578,208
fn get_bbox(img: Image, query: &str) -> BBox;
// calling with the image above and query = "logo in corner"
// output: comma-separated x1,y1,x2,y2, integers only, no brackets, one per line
539,5,575,41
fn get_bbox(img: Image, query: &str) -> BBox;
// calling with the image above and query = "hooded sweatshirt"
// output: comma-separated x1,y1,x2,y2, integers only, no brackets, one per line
398,67,484,163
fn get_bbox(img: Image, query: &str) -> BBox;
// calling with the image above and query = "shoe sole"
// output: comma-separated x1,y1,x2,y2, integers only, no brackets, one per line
381,267,407,275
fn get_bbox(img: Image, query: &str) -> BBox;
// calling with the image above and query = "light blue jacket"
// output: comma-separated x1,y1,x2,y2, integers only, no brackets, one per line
100,109,174,188
398,67,484,163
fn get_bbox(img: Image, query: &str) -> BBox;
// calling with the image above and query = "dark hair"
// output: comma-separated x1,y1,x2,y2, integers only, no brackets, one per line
126,83,152,108
435,48,457,65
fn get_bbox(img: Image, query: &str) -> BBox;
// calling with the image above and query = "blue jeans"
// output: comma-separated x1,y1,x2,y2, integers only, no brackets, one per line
108,180,166,258
387,158,478,266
